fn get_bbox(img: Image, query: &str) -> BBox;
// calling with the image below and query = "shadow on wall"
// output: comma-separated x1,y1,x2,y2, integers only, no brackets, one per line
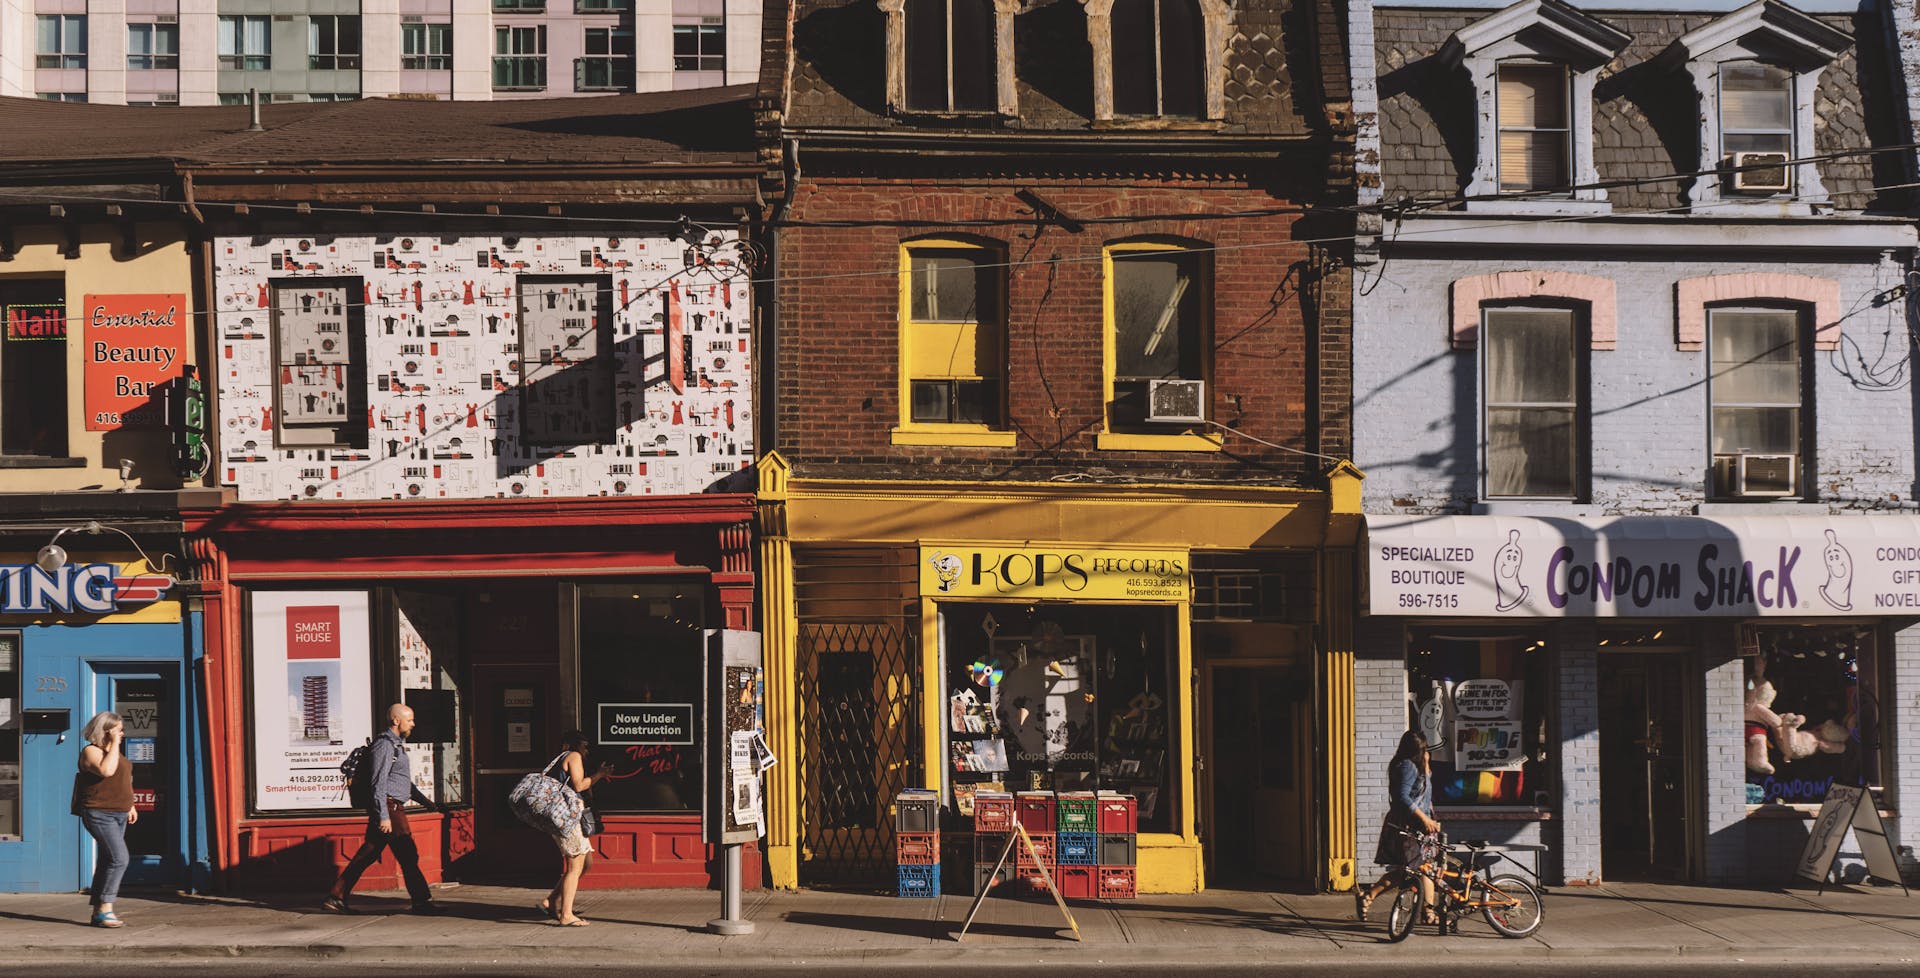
1014,0,1094,119
1593,58,1697,201
793,1,888,117
505,101,757,154
1377,54,1477,194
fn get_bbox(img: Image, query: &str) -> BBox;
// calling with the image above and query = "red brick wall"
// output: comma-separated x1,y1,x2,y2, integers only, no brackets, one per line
774,173,1349,485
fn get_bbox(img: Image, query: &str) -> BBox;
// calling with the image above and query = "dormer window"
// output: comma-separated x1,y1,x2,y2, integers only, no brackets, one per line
882,0,1016,115
1080,0,1228,122
905,0,996,111
1496,63,1570,192
1111,0,1202,117
1443,0,1629,213
1674,0,1849,212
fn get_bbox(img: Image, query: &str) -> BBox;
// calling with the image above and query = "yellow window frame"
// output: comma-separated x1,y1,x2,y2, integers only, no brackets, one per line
893,238,1014,448
1099,240,1222,452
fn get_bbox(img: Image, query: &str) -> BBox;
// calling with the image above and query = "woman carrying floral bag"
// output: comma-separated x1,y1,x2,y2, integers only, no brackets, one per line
521,730,609,926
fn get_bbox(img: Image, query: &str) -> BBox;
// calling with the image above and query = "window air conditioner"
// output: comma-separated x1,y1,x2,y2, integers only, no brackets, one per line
1731,151,1791,192
156,92,179,102
1147,378,1206,424
1714,452,1796,497
156,14,177,22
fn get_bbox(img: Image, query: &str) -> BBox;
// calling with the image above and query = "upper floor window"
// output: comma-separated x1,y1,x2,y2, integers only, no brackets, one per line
402,23,452,70
1483,306,1581,499
1718,62,1793,194
580,27,635,90
1111,0,1201,117
1708,308,1806,499
36,15,86,70
1496,64,1569,193
271,280,367,449
1675,1,1850,211
899,243,1004,431
494,25,548,90
673,21,725,72
517,277,614,446
903,0,996,112
1106,243,1208,434
127,23,179,70
0,281,69,458
1446,1,1627,210
219,16,270,71
309,16,362,71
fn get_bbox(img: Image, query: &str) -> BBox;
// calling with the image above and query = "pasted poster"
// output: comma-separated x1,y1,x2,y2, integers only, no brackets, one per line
82,293,187,430
1452,678,1526,772
250,591,373,812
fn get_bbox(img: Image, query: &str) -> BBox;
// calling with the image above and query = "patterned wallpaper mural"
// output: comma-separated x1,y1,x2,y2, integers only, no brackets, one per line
213,233,752,502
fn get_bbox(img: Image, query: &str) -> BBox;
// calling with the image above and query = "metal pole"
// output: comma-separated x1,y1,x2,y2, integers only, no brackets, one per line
707,843,753,935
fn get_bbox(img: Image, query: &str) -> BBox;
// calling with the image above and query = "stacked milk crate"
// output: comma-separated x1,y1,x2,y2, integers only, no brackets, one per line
972,790,1017,894
968,790,1137,899
895,787,941,897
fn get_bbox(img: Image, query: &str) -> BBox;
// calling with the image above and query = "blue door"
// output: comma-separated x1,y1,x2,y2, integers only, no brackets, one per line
86,664,185,887
0,633,82,891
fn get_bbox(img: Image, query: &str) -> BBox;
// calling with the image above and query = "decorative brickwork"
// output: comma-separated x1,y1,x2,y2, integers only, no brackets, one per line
1450,270,1619,350
1674,272,1843,351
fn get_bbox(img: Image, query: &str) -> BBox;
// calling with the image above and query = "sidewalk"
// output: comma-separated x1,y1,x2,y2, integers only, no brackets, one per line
4,879,1918,969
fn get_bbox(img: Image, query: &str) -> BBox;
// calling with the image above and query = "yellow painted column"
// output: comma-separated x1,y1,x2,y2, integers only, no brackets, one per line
1137,596,1203,894
1322,547,1357,892
756,455,803,889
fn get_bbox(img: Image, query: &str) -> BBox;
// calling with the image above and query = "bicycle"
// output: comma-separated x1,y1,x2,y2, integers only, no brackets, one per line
1378,830,1545,942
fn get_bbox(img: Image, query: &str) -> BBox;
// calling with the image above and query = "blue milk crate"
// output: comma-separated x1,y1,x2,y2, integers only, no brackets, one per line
897,863,942,898
1057,831,1098,866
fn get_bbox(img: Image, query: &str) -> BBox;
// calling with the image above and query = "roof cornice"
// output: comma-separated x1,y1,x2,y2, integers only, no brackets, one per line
1444,0,1633,68
1673,0,1851,65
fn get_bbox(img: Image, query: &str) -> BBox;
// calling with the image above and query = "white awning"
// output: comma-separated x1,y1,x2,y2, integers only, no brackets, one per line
1365,513,1920,618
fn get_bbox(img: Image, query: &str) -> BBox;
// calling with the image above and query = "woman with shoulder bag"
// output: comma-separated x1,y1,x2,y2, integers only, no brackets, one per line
537,730,610,927
74,711,139,928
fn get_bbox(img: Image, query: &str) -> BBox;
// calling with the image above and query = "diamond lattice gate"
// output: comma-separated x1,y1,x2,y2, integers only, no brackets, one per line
797,622,920,887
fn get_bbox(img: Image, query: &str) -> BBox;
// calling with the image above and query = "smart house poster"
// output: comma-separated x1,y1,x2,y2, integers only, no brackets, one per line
249,591,373,811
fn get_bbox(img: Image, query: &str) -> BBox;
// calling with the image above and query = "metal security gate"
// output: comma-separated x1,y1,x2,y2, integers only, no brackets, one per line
797,622,919,886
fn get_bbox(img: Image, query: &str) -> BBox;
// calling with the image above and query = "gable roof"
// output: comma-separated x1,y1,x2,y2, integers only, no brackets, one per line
1673,0,1851,66
1443,0,1632,69
0,88,759,169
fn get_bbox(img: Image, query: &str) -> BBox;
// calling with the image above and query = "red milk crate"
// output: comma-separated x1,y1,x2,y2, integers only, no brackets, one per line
1097,865,1137,899
1015,831,1057,869
1057,864,1096,900
1016,792,1055,833
975,792,1016,833
1097,794,1137,834
895,831,939,865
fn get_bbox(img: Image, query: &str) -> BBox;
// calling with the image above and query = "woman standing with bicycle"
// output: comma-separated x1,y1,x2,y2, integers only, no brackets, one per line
1356,730,1440,922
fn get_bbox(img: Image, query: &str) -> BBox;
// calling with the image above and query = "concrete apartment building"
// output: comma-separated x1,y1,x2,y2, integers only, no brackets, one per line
0,0,756,103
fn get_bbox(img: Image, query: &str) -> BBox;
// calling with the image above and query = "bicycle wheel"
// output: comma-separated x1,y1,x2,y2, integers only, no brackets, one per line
1385,887,1422,942
1478,874,1544,938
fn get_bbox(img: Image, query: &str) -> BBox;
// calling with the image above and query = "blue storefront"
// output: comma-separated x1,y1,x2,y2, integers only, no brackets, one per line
0,553,210,893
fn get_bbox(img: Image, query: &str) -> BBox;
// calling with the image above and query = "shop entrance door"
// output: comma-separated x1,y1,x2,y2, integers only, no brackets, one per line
463,665,561,883
1202,663,1309,885
1599,652,1695,880
88,664,185,887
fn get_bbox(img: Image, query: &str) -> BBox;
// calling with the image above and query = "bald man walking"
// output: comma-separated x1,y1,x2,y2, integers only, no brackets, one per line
323,703,442,914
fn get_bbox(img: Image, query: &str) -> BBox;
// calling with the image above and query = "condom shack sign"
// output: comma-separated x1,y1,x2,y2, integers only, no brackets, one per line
84,293,186,430
1367,515,1920,618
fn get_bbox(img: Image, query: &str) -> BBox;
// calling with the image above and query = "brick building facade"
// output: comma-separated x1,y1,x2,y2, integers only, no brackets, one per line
752,0,1365,893
1348,0,1920,888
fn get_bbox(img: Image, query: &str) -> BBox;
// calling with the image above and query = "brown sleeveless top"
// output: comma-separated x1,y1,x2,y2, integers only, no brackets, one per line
76,752,135,811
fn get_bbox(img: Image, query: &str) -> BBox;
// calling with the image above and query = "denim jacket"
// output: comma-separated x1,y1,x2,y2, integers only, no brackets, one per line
1388,757,1432,821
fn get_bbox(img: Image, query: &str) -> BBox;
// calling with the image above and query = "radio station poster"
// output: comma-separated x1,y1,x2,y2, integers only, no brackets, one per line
83,293,186,430
249,591,372,812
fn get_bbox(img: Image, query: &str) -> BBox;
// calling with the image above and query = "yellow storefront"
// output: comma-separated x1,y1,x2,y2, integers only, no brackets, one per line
756,454,1364,893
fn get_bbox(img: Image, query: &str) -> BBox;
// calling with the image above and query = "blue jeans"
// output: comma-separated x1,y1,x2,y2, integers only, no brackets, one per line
79,808,130,906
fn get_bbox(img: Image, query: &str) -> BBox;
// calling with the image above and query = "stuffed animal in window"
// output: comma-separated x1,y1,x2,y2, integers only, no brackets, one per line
1812,716,1854,755
1775,710,1821,763
1744,678,1784,775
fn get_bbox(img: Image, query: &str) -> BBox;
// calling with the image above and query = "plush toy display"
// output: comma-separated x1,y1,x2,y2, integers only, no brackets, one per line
1743,677,1785,775
1775,711,1821,762
1813,717,1853,754
1744,654,1856,774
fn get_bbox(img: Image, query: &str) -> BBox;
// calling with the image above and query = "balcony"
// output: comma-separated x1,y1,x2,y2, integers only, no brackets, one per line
574,56,632,92
492,55,546,90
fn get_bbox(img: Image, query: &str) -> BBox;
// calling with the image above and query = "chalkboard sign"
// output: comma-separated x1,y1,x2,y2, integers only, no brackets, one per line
1795,783,1908,894
599,703,694,745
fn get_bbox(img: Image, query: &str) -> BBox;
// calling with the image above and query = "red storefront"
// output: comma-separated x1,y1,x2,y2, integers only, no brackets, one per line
185,496,759,892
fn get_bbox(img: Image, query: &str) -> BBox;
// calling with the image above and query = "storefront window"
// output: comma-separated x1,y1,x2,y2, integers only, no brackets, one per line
398,591,464,806
1744,624,1880,806
0,635,17,839
1407,628,1551,808
578,583,704,813
940,603,1178,833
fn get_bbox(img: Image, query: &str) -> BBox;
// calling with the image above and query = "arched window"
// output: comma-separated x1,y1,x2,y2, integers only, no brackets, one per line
904,0,997,112
1109,0,1201,117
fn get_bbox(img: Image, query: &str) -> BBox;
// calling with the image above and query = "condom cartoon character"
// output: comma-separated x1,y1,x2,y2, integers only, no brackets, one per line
929,552,963,593
1819,529,1854,612
1493,529,1530,612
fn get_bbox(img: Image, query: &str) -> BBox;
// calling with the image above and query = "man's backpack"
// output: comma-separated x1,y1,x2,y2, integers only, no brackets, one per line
340,742,376,809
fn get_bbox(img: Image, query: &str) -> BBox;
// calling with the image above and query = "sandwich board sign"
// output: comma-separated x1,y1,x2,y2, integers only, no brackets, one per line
1795,784,1908,895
